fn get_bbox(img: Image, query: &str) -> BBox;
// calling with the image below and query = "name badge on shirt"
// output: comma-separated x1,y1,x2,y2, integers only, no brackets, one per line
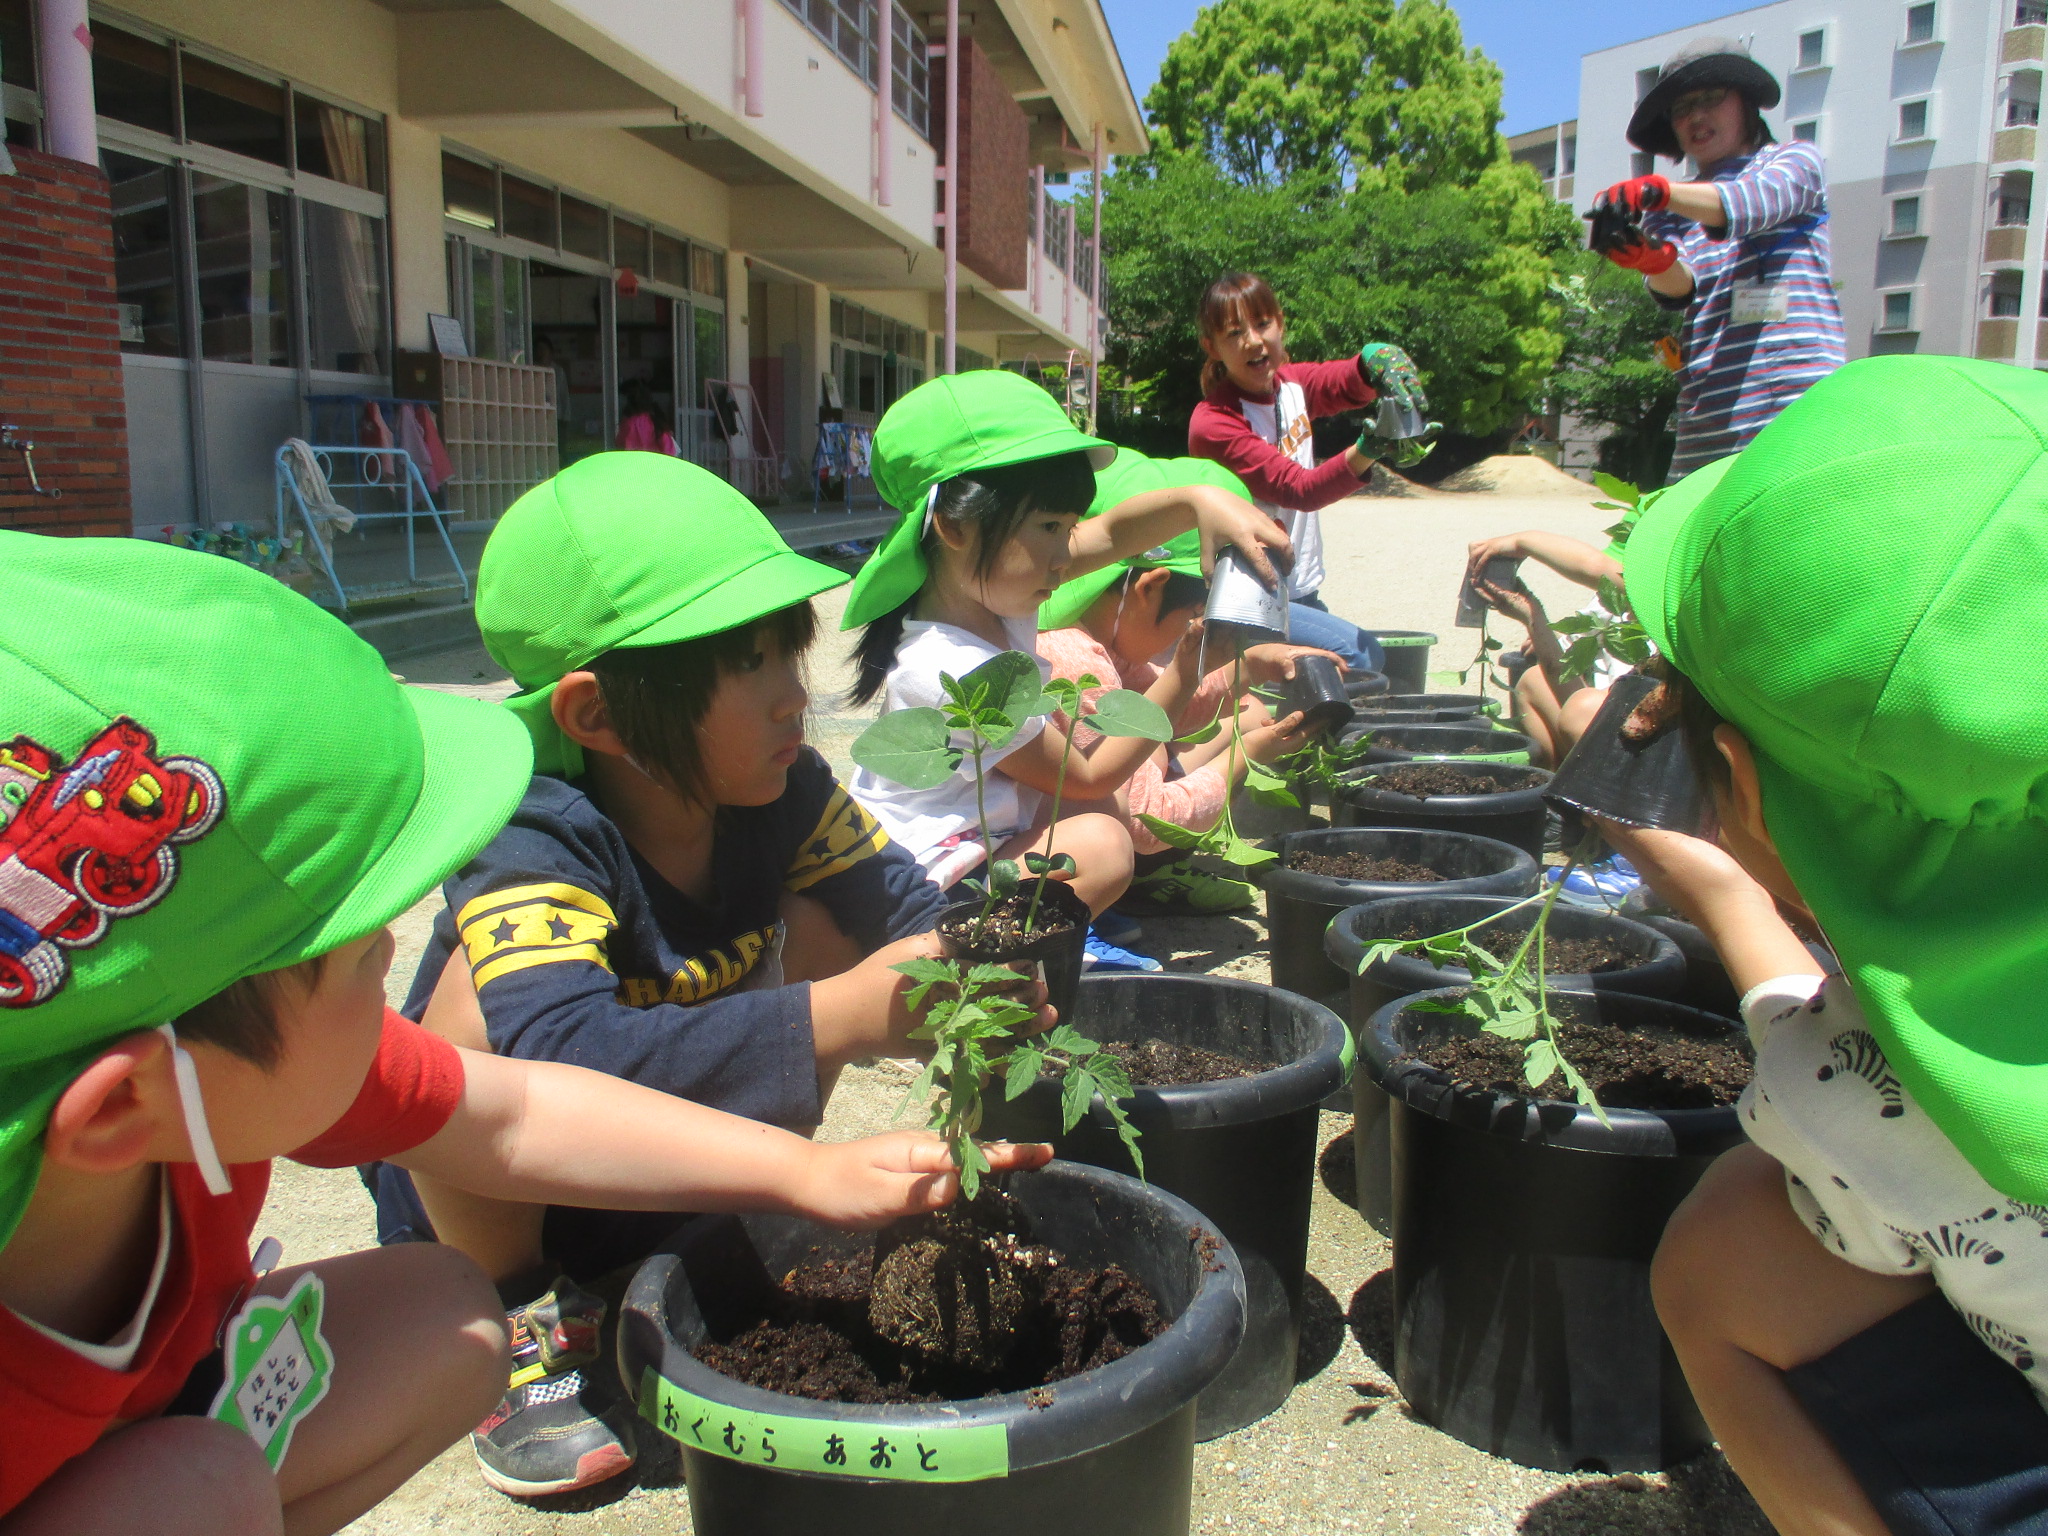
209,1273,334,1470
1730,281,1790,326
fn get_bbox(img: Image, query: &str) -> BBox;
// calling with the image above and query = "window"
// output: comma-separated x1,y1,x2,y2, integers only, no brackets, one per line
1999,189,2031,224
1991,288,2023,318
1793,119,1820,143
1904,1,1937,41
190,171,290,366
692,244,725,299
560,194,608,262
442,153,497,230
1634,66,1661,101
891,4,930,139
830,298,926,415
2011,97,2042,125
104,150,183,357
1890,195,1922,235
295,99,384,193
1881,291,1916,330
303,201,388,374
651,229,689,288
613,217,651,277
1561,136,1576,175
1798,28,1826,67
92,25,176,138
1898,99,1930,139
501,173,556,247
179,53,288,169
2020,2,2047,23
776,0,932,138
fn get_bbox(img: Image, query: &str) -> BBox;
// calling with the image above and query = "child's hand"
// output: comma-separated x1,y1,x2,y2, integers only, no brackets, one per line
811,934,1054,1073
1191,485,1292,588
1242,708,1314,764
1241,643,1345,688
1166,617,1209,678
1592,821,1767,923
795,1133,1054,1227
1475,574,1545,632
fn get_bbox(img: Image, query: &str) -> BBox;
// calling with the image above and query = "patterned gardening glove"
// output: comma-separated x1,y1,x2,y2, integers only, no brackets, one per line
1356,343,1439,468
1584,201,1680,274
1595,174,1670,216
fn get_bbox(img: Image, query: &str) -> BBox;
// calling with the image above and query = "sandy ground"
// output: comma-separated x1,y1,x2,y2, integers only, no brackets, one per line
283,476,1771,1535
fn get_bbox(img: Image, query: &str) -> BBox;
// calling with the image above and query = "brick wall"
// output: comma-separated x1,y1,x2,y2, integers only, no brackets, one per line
939,37,1029,293
0,149,131,537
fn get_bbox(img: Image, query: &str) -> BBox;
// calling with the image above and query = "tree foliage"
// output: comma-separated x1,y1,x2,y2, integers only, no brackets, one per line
1549,255,1682,489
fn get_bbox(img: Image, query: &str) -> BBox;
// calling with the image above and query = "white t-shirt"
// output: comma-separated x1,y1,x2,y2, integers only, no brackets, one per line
1236,376,1325,599
1741,972,2048,1405
848,615,1049,873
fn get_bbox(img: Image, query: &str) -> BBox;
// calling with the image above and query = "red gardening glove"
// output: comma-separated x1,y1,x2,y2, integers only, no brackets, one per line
1596,174,1671,215
1605,235,1680,275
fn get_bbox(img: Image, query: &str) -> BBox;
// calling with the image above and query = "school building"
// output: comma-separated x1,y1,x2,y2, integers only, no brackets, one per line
0,0,1141,641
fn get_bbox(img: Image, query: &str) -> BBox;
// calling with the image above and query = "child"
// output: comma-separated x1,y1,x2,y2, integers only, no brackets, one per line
1186,270,1429,674
364,452,1030,1498
1593,355,2048,1536
1037,448,1331,915
0,530,1044,1533
842,370,1291,946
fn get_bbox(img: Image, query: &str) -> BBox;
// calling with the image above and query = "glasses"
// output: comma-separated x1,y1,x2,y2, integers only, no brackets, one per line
1670,87,1731,122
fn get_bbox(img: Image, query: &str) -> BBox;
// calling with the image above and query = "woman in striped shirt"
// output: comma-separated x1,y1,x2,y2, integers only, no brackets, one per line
1592,39,1846,481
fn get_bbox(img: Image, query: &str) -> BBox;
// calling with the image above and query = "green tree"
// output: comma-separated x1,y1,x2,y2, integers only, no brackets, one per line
1549,255,1681,488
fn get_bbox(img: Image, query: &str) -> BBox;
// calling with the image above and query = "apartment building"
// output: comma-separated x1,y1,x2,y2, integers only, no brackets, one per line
0,0,1140,547
1577,0,2032,365
1508,119,1577,202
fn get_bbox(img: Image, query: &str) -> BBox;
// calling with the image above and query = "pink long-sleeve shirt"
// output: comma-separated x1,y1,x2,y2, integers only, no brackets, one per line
1038,626,1237,855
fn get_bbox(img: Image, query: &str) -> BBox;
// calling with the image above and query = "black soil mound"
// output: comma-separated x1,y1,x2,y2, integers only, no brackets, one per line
1415,1011,1752,1110
1287,849,1447,883
1357,763,1539,798
1102,1038,1264,1085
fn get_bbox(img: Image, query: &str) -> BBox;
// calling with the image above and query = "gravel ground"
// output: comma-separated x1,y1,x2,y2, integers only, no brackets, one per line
283,480,1774,1535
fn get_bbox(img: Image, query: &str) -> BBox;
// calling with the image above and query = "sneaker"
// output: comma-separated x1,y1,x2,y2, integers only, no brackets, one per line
1118,860,1257,915
1090,907,1143,947
1084,930,1163,973
471,1277,637,1498
1546,855,1643,909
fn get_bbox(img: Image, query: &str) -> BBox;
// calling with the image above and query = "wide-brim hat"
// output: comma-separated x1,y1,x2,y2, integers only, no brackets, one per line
842,371,1115,630
1625,354,2048,1202
1628,36,1782,159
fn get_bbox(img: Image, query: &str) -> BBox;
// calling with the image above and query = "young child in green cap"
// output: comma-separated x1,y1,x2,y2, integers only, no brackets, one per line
362,452,1035,1499
0,530,1046,1533
1588,356,2048,1536
843,370,1292,933
1037,449,1333,916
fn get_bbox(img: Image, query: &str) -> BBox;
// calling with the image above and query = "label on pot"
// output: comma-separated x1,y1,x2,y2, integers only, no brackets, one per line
640,1369,1011,1483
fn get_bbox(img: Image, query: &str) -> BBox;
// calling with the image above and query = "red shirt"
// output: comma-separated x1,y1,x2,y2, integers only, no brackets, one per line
1186,357,1377,513
0,1010,464,1517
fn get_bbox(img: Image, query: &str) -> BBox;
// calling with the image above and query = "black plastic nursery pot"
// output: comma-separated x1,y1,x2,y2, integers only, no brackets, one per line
1367,630,1436,695
981,973,1349,1440
1362,988,1748,1472
939,878,1089,1032
619,1160,1246,1536
1343,670,1392,700
1543,672,1704,834
1334,761,1554,861
1630,913,1741,1019
1325,895,1685,1234
1257,827,1540,1005
1286,654,1355,734
1354,723,1535,766
1356,692,1502,723
1230,771,1319,840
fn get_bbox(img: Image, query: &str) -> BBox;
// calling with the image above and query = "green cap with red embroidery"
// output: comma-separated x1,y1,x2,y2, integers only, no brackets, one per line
0,531,533,1248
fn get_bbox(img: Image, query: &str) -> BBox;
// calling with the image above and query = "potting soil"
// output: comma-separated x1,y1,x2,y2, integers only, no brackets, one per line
1415,1012,1753,1109
939,891,1083,955
1101,1037,1264,1085
1357,763,1537,797
1395,925,1635,975
1285,850,1447,883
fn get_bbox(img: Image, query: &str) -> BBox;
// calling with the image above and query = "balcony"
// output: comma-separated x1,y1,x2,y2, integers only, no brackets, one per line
2006,23,2046,61
1987,226,2030,262
1978,317,2019,357
1995,126,2039,165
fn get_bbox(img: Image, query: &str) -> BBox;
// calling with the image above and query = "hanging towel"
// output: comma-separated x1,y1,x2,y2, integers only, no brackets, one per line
361,401,396,480
398,404,454,494
282,438,359,557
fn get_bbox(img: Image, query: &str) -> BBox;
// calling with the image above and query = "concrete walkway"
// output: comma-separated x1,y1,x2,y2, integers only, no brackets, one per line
285,477,1770,1536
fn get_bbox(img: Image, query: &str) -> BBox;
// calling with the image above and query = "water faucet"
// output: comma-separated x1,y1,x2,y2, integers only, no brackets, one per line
0,426,61,498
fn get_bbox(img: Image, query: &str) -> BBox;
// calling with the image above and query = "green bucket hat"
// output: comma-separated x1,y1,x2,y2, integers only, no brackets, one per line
1625,354,2048,1201
0,530,532,1248
1037,449,1244,630
841,370,1116,629
480,453,849,776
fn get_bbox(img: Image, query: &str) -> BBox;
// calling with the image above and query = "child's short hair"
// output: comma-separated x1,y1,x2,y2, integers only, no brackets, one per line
1197,272,1287,396
1154,570,1208,620
592,600,817,802
174,954,328,1068
1666,665,1731,795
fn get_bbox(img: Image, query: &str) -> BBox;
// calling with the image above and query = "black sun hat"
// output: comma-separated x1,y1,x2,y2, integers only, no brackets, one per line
1627,36,1782,160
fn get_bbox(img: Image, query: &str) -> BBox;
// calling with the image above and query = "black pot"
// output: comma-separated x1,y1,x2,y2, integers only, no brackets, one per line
1326,895,1686,1232
1353,692,1497,723
1631,913,1741,1018
940,879,1089,1032
1543,673,1704,833
618,1161,1245,1536
1334,761,1554,860
1230,774,1320,840
1367,630,1437,694
1257,828,1539,1005
1285,655,1354,734
981,974,1347,1439
1353,723,1534,765
1343,671,1392,700
1363,988,1747,1472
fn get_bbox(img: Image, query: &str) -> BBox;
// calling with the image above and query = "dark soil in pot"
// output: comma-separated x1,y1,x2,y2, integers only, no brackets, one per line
1630,912,1743,1018
1334,762,1555,860
1356,723,1534,764
939,878,1089,1031
620,1162,1245,1536
1288,851,1446,882
981,974,1348,1439
1363,988,1750,1473
1104,1039,1262,1085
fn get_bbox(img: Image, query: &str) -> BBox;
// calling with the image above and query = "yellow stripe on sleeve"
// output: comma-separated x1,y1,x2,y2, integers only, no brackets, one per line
457,881,617,935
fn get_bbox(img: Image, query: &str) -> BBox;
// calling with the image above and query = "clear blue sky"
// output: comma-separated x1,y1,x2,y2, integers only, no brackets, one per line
1098,0,1745,138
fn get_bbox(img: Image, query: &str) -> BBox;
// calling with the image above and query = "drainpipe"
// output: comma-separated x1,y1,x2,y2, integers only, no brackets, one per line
875,0,892,205
36,0,98,165
1089,122,1103,432
941,0,958,372
742,0,765,116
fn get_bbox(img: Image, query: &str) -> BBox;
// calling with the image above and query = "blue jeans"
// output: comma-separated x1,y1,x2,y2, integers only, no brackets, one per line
1289,592,1384,675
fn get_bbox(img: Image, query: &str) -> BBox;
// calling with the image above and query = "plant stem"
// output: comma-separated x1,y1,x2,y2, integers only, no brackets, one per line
1024,712,1076,934
970,737,996,941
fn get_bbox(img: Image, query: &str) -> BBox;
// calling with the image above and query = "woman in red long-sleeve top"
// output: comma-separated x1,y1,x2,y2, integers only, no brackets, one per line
1186,271,1429,673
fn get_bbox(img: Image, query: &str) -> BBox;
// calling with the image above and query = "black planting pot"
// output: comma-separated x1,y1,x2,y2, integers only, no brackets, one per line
1631,913,1742,1019
1353,723,1534,765
1257,827,1539,1005
1367,630,1436,695
1353,692,1498,724
618,1161,1245,1536
1343,671,1392,700
1334,761,1554,861
940,879,1088,1032
1543,673,1704,833
981,974,1348,1439
1363,988,1747,1472
1326,896,1685,1234
1229,772,1320,840
1285,654,1354,735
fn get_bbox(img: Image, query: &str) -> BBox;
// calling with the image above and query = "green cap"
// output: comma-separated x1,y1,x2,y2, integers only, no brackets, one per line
479,453,849,775
1037,448,1236,630
1625,355,2048,1200
841,370,1116,629
0,531,532,1247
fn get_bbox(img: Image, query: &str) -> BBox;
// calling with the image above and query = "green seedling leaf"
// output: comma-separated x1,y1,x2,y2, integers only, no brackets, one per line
1086,688,1174,742
1405,995,1470,1014
1081,1050,1133,1103
1044,1022,1098,1056
1522,1037,1561,1088
1550,614,1597,636
1039,676,1082,715
1047,852,1077,876
1060,1064,1097,1132
1004,1044,1047,1099
1242,757,1300,809
1594,578,1629,615
1591,471,1641,507
1100,1094,1146,1180
955,651,1047,750
1024,852,1052,874
1560,1055,1613,1127
1175,715,1223,745
1356,940,1413,975
1135,814,1207,851
851,707,960,789
988,859,1020,899
1217,835,1278,867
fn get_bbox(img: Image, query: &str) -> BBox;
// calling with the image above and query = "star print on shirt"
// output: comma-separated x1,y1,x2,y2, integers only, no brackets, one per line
455,882,620,990
784,785,890,891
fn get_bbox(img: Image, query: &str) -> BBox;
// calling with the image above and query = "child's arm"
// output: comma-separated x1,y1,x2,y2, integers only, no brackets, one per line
1068,482,1291,588
1465,531,1624,593
1188,394,1369,512
780,757,948,949
396,1046,1051,1228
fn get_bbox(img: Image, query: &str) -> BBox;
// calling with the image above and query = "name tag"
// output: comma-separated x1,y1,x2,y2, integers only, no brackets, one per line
1731,282,1790,326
